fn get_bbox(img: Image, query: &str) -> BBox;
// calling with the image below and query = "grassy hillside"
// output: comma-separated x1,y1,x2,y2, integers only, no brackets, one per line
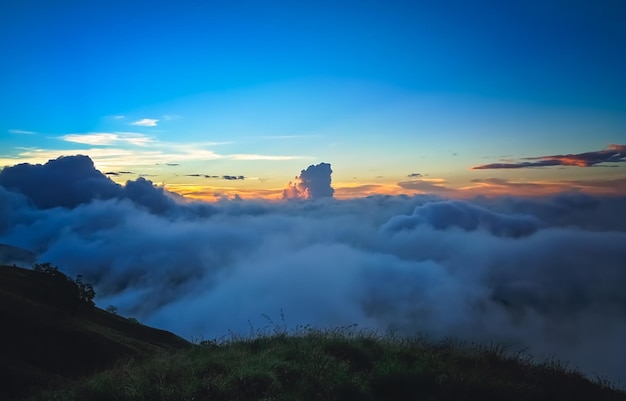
0,264,190,400
30,327,626,401
2,263,625,401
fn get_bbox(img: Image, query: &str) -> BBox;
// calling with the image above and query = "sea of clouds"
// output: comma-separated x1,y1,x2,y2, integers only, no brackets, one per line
1,155,625,385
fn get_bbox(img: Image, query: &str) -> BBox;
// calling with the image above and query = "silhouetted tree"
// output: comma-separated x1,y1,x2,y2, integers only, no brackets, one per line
31,263,96,311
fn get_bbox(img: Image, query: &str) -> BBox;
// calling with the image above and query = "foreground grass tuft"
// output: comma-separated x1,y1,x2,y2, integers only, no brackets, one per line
27,325,625,401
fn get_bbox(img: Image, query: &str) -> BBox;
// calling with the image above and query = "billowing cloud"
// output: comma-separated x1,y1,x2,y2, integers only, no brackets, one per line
0,155,177,213
0,155,122,209
473,144,626,169
381,199,542,238
283,162,334,200
2,157,626,385
131,118,159,127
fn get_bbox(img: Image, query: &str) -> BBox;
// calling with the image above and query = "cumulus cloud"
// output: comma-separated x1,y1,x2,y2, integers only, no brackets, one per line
0,155,181,213
2,158,626,385
473,144,626,169
0,155,122,209
283,162,334,200
131,118,159,127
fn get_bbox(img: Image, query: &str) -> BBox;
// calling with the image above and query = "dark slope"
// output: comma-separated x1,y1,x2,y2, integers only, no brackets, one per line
0,264,189,400
0,244,36,267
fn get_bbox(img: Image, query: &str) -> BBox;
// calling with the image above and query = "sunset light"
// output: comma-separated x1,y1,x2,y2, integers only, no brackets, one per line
1,1,626,398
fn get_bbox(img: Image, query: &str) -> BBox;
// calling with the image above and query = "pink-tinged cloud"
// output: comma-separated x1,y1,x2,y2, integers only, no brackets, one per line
472,144,626,169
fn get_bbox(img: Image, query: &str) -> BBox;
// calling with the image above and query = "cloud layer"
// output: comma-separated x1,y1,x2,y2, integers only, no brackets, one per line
1,156,626,385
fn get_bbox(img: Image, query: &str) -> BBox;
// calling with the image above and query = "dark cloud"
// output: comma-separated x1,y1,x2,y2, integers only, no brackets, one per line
407,173,422,178
0,155,183,215
473,144,626,169
186,174,244,180
123,177,177,215
283,163,334,200
105,171,134,176
2,157,626,385
0,155,122,208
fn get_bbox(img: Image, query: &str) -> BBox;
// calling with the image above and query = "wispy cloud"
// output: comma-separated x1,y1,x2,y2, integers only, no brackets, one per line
104,171,134,176
8,129,35,135
397,177,457,195
131,118,159,127
113,115,125,120
3,148,165,168
3,142,309,171
186,174,245,180
61,132,153,146
473,144,626,170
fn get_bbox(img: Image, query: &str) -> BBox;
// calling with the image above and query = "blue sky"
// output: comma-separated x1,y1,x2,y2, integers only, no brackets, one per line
1,0,625,199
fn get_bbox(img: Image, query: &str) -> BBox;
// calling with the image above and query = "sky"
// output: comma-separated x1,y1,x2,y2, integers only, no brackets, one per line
1,0,625,199
2,0,626,385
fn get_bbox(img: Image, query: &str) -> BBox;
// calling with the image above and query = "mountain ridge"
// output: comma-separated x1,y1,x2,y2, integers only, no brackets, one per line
0,264,190,400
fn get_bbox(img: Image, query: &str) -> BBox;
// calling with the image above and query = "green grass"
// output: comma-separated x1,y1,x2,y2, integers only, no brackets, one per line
26,325,626,401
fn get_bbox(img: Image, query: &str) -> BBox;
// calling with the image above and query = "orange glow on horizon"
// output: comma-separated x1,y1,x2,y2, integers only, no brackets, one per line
162,178,626,202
